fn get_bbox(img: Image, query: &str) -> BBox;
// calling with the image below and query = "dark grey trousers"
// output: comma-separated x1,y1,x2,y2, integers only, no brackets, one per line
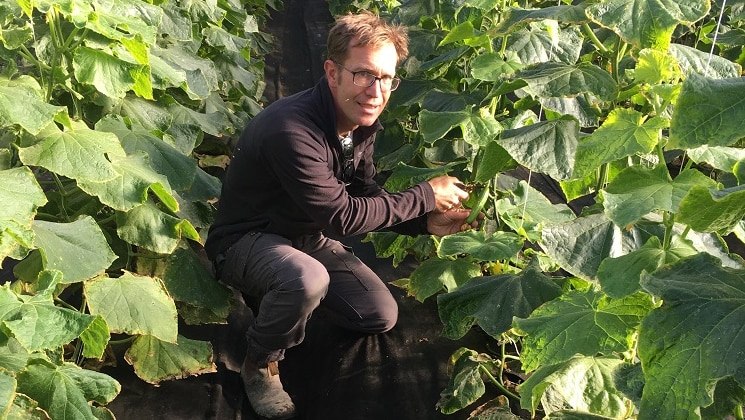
218,231,398,364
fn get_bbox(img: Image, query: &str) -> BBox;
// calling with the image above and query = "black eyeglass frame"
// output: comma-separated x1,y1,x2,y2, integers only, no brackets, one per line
334,61,401,92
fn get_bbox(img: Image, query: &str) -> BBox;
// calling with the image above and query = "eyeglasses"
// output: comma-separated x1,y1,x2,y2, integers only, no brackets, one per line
340,133,355,185
335,62,401,92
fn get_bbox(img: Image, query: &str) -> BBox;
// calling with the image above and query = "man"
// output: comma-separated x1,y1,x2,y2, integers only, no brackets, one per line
205,11,474,419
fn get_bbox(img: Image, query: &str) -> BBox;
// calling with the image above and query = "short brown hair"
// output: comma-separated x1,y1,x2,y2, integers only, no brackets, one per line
327,11,409,66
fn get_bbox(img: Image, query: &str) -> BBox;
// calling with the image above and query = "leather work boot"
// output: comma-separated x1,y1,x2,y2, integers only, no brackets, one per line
240,355,296,419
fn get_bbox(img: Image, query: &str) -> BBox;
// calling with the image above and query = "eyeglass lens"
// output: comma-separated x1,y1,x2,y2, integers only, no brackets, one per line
353,71,400,91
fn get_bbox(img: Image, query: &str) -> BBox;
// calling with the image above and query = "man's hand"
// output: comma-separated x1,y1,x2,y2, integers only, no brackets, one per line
428,176,470,212
426,207,483,236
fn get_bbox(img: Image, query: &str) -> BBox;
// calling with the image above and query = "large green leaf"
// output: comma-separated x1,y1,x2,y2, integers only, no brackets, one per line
437,259,562,339
0,167,46,262
0,284,95,352
115,202,200,254
601,165,717,227
407,257,483,302
32,217,117,284
17,359,120,420
0,77,66,135
418,107,502,147
160,247,232,324
97,115,199,190
85,0,161,46
514,289,654,372
470,51,524,81
151,43,219,100
586,0,710,49
669,73,745,149
124,334,215,384
84,272,178,343
18,122,126,182
540,212,636,281
638,253,745,419
518,355,628,418
493,5,590,35
669,44,742,79
0,370,15,418
73,46,152,100
516,62,617,101
438,230,524,261
677,184,745,233
504,26,585,66
597,236,697,298
383,161,460,193
573,109,666,178
498,116,579,180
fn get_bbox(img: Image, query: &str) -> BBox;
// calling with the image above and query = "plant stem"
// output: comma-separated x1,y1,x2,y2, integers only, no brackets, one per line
479,364,519,401
596,162,609,191
582,23,608,53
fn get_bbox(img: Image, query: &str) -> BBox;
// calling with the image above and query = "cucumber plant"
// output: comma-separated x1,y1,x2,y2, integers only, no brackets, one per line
0,0,276,417
337,0,745,418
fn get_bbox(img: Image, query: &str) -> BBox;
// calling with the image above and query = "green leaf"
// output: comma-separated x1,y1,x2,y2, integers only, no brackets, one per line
516,62,617,102
439,21,478,46
495,179,576,242
471,51,524,81
638,253,745,419
79,315,110,360
151,43,219,100
597,236,697,298
0,370,16,418
17,359,120,420
0,167,46,262
586,0,709,49
85,0,161,45
503,27,585,66
601,165,717,227
438,230,523,261
437,259,562,339
493,5,590,35
518,355,627,418
0,77,66,135
124,334,216,384
669,73,745,149
541,213,637,281
383,161,460,193
669,43,741,80
514,289,654,372
116,202,200,254
687,145,745,173
73,46,152,100
77,152,176,212
573,109,666,178
436,348,498,414
84,272,178,343
677,184,745,233
418,107,502,147
32,217,117,284
160,247,231,322
0,285,95,352
498,116,579,180
18,122,126,182
408,257,483,302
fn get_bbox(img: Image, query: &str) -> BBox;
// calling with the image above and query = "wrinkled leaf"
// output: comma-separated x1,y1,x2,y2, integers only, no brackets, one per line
116,202,200,254
438,259,562,339
438,230,523,261
518,355,627,417
84,272,178,343
514,289,654,372
408,257,483,302
677,184,745,233
639,254,745,419
124,334,216,384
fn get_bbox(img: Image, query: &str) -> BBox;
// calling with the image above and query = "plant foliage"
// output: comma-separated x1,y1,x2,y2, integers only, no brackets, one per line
336,0,745,418
0,0,277,417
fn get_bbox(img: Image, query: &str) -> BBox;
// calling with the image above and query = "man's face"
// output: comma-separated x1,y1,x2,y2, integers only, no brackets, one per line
326,42,399,135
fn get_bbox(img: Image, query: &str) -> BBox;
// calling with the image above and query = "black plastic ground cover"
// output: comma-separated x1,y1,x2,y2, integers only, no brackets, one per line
105,235,496,420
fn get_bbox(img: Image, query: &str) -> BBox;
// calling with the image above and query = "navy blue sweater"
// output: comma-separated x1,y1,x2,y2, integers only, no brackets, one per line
205,77,434,260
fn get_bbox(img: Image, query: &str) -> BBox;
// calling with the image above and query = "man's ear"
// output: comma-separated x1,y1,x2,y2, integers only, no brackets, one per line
324,59,339,86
